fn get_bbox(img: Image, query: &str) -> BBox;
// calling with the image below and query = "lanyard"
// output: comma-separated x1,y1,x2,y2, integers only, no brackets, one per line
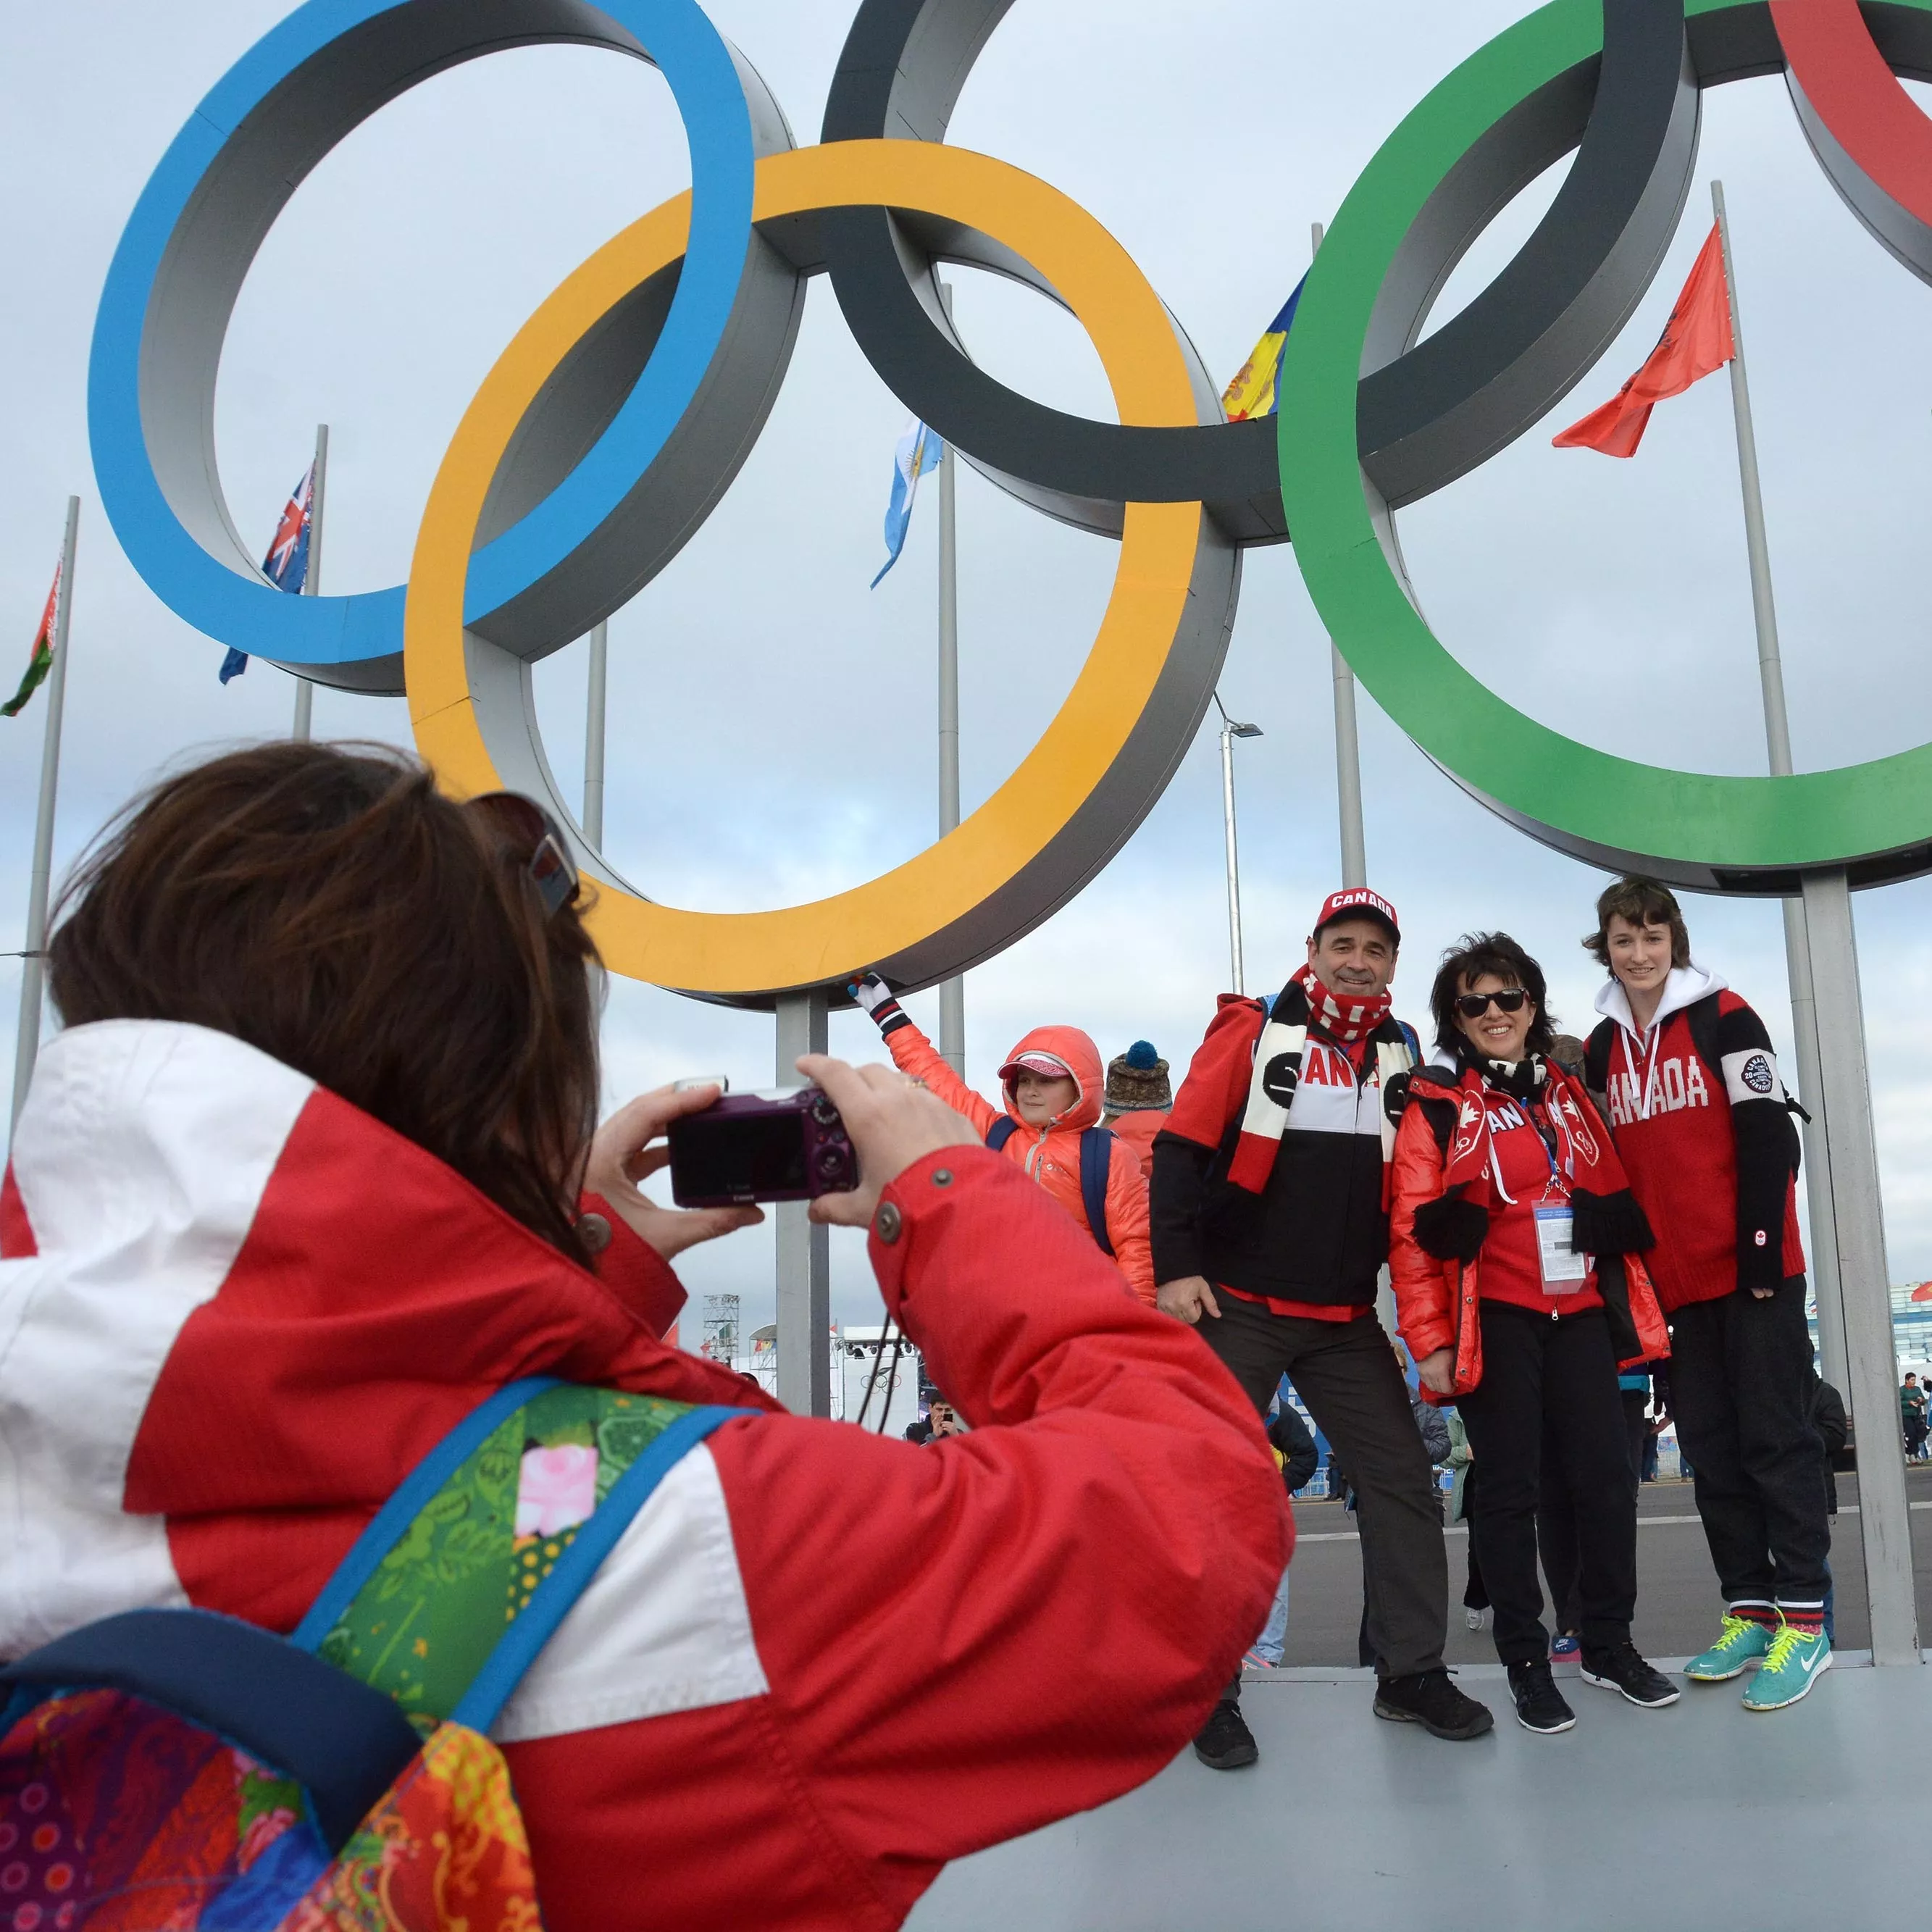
1519,1094,1569,1202
1618,1026,1662,1121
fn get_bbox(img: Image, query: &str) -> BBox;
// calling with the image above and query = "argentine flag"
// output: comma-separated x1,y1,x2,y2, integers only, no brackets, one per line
870,419,944,587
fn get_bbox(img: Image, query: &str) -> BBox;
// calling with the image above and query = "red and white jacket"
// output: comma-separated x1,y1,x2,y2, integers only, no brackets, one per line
1584,966,1805,1310
0,1021,1287,1932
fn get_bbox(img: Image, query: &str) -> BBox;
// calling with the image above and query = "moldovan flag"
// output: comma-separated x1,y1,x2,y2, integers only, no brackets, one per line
1,562,61,719
1221,274,1308,423
1552,225,1734,458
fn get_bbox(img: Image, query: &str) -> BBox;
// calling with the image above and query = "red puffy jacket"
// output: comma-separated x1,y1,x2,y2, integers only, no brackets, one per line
884,1018,1157,1305
0,1020,1285,1932
1389,1066,1669,1397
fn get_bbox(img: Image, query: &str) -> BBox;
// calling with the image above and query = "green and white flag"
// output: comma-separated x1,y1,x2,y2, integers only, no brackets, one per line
2,562,61,718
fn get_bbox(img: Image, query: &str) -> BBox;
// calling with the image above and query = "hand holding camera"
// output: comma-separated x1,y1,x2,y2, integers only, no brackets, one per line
584,1084,766,1262
795,1055,979,1229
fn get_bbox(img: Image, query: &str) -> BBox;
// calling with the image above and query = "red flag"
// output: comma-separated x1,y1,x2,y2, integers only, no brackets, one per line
1911,1282,1932,1303
1552,224,1735,458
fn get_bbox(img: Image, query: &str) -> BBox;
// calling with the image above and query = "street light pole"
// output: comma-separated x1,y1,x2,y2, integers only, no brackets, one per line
1213,694,1263,995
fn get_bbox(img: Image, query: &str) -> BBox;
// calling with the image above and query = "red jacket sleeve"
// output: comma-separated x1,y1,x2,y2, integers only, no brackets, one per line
1103,1137,1155,1305
580,1192,685,1340
1389,1103,1456,1363
882,1016,1002,1141
708,1147,1287,1913
1163,996,1266,1150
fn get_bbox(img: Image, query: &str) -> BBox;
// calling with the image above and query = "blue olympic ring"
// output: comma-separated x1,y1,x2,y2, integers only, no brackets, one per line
87,0,765,686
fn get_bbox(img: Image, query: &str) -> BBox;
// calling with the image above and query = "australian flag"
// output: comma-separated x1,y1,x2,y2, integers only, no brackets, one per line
220,463,314,683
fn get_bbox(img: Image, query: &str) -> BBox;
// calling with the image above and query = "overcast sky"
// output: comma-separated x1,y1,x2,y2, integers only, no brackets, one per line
5,1,1931,1343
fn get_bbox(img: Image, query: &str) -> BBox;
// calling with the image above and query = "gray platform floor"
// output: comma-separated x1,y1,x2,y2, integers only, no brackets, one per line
907,1654,1928,1931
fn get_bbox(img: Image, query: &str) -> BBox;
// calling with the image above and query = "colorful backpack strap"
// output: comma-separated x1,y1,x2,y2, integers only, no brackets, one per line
296,1379,754,1731
292,1375,561,1650
0,1609,419,1853
450,1402,745,1732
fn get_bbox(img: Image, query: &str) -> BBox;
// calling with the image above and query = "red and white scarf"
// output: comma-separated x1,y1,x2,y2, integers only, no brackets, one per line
1228,964,1408,1193
1439,1056,1626,1209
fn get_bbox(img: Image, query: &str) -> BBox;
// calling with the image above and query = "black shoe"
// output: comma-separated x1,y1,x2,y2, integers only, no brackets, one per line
1373,1668,1494,1740
1507,1659,1577,1734
1581,1640,1681,1708
1192,1699,1258,1770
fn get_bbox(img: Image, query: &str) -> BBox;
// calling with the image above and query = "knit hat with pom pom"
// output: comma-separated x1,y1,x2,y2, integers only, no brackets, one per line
1104,1040,1171,1115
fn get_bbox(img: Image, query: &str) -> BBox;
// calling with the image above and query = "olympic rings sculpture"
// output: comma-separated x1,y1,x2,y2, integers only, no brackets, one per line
89,0,1932,1003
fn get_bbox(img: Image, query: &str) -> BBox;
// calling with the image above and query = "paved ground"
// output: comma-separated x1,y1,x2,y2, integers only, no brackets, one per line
1277,1463,1932,1666
907,1653,1927,1931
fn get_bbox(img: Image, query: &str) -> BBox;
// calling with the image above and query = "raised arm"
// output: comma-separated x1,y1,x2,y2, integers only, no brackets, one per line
850,972,1000,1139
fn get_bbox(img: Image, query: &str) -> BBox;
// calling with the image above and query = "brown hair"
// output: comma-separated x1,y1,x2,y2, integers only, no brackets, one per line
48,743,603,1264
1582,876,1691,971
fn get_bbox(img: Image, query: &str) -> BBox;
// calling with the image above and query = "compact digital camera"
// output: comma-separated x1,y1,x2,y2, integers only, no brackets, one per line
668,1087,858,1206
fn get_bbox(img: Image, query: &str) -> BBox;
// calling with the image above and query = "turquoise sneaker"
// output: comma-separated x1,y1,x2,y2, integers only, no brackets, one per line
1741,1622,1831,1710
1684,1613,1773,1681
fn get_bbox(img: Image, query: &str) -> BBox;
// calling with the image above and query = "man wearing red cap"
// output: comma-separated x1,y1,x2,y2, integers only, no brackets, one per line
1153,890,1492,1761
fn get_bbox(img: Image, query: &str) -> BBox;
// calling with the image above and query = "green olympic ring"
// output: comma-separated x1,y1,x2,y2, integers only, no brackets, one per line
1281,0,1932,892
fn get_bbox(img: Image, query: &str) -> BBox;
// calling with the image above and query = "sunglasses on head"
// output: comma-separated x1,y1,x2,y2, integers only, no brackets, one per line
464,791,580,919
1455,987,1530,1019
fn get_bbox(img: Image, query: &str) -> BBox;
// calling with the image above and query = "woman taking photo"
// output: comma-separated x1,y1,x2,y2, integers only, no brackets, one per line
0,742,1286,1930
1391,932,1676,1734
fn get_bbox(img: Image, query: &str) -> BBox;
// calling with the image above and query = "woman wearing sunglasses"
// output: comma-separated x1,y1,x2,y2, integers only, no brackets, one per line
1389,932,1675,1734
0,743,1287,1931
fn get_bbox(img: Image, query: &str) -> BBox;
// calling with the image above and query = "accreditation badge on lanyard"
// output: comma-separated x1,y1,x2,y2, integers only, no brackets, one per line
1529,1102,1589,1294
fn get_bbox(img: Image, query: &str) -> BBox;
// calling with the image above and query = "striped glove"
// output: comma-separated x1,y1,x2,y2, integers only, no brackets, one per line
850,971,911,1037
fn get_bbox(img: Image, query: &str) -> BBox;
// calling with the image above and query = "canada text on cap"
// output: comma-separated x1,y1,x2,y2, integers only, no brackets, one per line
1311,887,1400,943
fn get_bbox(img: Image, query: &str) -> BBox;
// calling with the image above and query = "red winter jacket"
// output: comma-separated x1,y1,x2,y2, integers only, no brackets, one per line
883,1017,1156,1305
0,1021,1287,1932
1390,1066,1668,1398
1584,967,1805,1309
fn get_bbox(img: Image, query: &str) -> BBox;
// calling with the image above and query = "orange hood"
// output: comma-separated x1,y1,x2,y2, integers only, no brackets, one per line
999,1025,1104,1132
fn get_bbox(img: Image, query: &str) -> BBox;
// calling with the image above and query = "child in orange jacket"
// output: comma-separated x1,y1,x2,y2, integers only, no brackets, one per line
851,974,1155,1305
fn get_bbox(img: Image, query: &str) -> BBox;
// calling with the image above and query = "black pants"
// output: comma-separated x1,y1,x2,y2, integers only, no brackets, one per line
1537,1388,1650,1632
1455,1302,1637,1667
1200,1297,1447,1681
1668,1276,1831,1605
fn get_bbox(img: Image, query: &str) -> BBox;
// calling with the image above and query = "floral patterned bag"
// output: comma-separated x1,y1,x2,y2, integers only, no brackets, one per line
0,1379,750,1931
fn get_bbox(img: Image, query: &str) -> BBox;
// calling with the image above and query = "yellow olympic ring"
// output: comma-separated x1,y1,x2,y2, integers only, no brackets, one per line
405,141,1224,1000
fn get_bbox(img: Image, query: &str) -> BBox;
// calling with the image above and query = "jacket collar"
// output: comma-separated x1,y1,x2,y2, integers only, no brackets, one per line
1592,962,1725,1040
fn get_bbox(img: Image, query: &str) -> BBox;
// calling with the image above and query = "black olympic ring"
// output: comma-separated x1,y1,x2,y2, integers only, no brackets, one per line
816,0,1700,535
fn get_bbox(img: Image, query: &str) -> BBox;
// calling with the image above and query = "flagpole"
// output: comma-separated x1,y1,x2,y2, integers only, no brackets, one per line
1710,180,1846,1381
936,282,966,1079
12,497,80,1135
1713,182,1910,1658
293,423,327,743
1312,219,1368,890
583,619,608,845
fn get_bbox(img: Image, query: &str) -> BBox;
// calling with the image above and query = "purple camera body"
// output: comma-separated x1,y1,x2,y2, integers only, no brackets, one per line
667,1087,858,1207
